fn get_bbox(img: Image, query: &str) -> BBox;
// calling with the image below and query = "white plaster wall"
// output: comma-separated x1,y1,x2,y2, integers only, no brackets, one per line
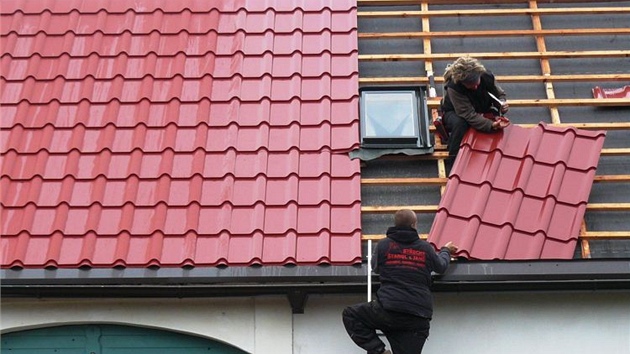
2,291,629,354
428,291,630,354
296,291,630,354
0,296,293,354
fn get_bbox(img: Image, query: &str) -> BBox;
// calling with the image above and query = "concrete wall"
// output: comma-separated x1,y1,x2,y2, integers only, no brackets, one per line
2,291,629,354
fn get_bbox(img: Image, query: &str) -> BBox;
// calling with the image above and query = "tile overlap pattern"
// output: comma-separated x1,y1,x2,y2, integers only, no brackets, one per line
428,123,605,260
1,0,362,268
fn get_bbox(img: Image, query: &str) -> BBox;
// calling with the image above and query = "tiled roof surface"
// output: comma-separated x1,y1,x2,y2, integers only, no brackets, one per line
0,0,362,268
428,123,605,260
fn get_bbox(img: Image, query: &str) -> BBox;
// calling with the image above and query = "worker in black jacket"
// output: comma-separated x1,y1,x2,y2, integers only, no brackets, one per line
440,56,510,157
342,209,458,354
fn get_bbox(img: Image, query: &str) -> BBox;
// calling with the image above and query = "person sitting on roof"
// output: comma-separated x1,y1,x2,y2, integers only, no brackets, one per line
440,56,511,157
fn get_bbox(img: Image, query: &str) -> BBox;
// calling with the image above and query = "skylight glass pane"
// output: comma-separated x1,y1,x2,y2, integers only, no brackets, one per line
363,92,417,138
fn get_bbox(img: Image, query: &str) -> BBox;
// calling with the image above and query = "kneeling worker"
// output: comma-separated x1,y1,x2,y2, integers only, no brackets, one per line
440,56,511,157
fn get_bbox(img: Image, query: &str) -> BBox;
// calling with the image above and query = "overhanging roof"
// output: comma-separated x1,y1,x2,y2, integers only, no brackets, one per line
3,260,630,298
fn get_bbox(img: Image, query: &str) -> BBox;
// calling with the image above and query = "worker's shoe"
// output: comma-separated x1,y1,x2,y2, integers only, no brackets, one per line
378,350,391,354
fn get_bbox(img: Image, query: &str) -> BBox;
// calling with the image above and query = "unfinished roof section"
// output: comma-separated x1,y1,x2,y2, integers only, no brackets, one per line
0,0,362,268
358,0,630,260
428,124,605,260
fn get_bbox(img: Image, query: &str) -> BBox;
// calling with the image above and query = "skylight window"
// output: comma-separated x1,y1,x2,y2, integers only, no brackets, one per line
359,86,431,149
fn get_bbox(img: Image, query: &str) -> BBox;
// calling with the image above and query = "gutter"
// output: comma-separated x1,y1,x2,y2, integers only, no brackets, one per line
2,260,630,311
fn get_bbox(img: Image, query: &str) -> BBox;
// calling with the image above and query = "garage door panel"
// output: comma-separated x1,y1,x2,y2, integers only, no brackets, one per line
100,334,211,347
0,350,84,354
104,349,216,354
2,327,87,354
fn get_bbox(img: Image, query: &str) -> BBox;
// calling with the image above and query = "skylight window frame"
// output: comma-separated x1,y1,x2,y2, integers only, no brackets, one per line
359,85,432,149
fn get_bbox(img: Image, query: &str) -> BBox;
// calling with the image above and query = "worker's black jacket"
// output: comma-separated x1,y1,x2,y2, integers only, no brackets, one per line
372,226,451,319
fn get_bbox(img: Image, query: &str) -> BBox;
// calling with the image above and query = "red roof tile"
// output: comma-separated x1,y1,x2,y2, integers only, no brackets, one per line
592,85,630,99
428,123,605,260
0,0,361,268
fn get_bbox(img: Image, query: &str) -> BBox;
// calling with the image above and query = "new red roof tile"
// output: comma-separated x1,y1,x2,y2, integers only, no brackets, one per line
428,123,605,260
1,0,361,268
592,85,630,99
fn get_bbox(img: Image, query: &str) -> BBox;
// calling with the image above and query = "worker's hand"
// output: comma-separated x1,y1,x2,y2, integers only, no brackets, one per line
491,116,510,130
500,100,509,114
444,241,458,255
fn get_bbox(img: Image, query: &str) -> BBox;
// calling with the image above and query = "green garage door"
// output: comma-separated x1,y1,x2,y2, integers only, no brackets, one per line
1,324,248,354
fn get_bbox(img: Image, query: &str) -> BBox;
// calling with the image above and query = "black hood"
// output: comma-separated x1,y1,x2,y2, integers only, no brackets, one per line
385,226,420,244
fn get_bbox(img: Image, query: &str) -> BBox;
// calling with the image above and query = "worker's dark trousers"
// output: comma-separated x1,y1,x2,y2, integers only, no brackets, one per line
443,110,470,157
342,300,430,354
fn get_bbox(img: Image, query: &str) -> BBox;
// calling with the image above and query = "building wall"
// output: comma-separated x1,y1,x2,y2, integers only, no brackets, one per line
2,291,629,354
0,296,292,354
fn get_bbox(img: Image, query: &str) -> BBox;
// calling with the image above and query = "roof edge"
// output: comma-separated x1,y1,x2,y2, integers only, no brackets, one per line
2,260,630,297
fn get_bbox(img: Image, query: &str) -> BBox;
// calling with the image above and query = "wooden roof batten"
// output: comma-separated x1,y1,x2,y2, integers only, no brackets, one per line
360,74,630,85
357,0,630,257
358,0,630,5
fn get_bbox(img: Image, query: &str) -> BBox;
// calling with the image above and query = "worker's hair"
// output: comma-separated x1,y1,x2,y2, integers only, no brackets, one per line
444,56,486,84
394,209,417,228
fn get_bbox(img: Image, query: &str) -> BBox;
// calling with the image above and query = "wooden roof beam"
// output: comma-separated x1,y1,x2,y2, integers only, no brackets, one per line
359,50,630,61
359,28,630,39
361,175,630,186
358,7,630,18
361,203,630,213
426,98,630,108
358,0,630,5
362,148,630,161
361,232,630,241
359,74,630,84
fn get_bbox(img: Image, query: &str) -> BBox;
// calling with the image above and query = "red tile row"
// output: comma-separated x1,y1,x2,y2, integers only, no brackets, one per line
1,0,357,16
430,213,578,260
1,202,361,237
428,123,605,260
451,150,598,205
1,174,361,207
1,74,359,104
0,8,357,36
2,8,356,36
457,123,605,171
437,179,587,241
0,229,363,268
1,121,360,154
1,30,357,58
2,149,361,180
2,52,358,80
1,98,357,129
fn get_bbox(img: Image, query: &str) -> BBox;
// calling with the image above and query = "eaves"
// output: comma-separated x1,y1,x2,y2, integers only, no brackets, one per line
3,260,630,298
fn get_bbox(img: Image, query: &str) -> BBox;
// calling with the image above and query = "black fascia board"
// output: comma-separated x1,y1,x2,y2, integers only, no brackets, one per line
2,260,630,297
